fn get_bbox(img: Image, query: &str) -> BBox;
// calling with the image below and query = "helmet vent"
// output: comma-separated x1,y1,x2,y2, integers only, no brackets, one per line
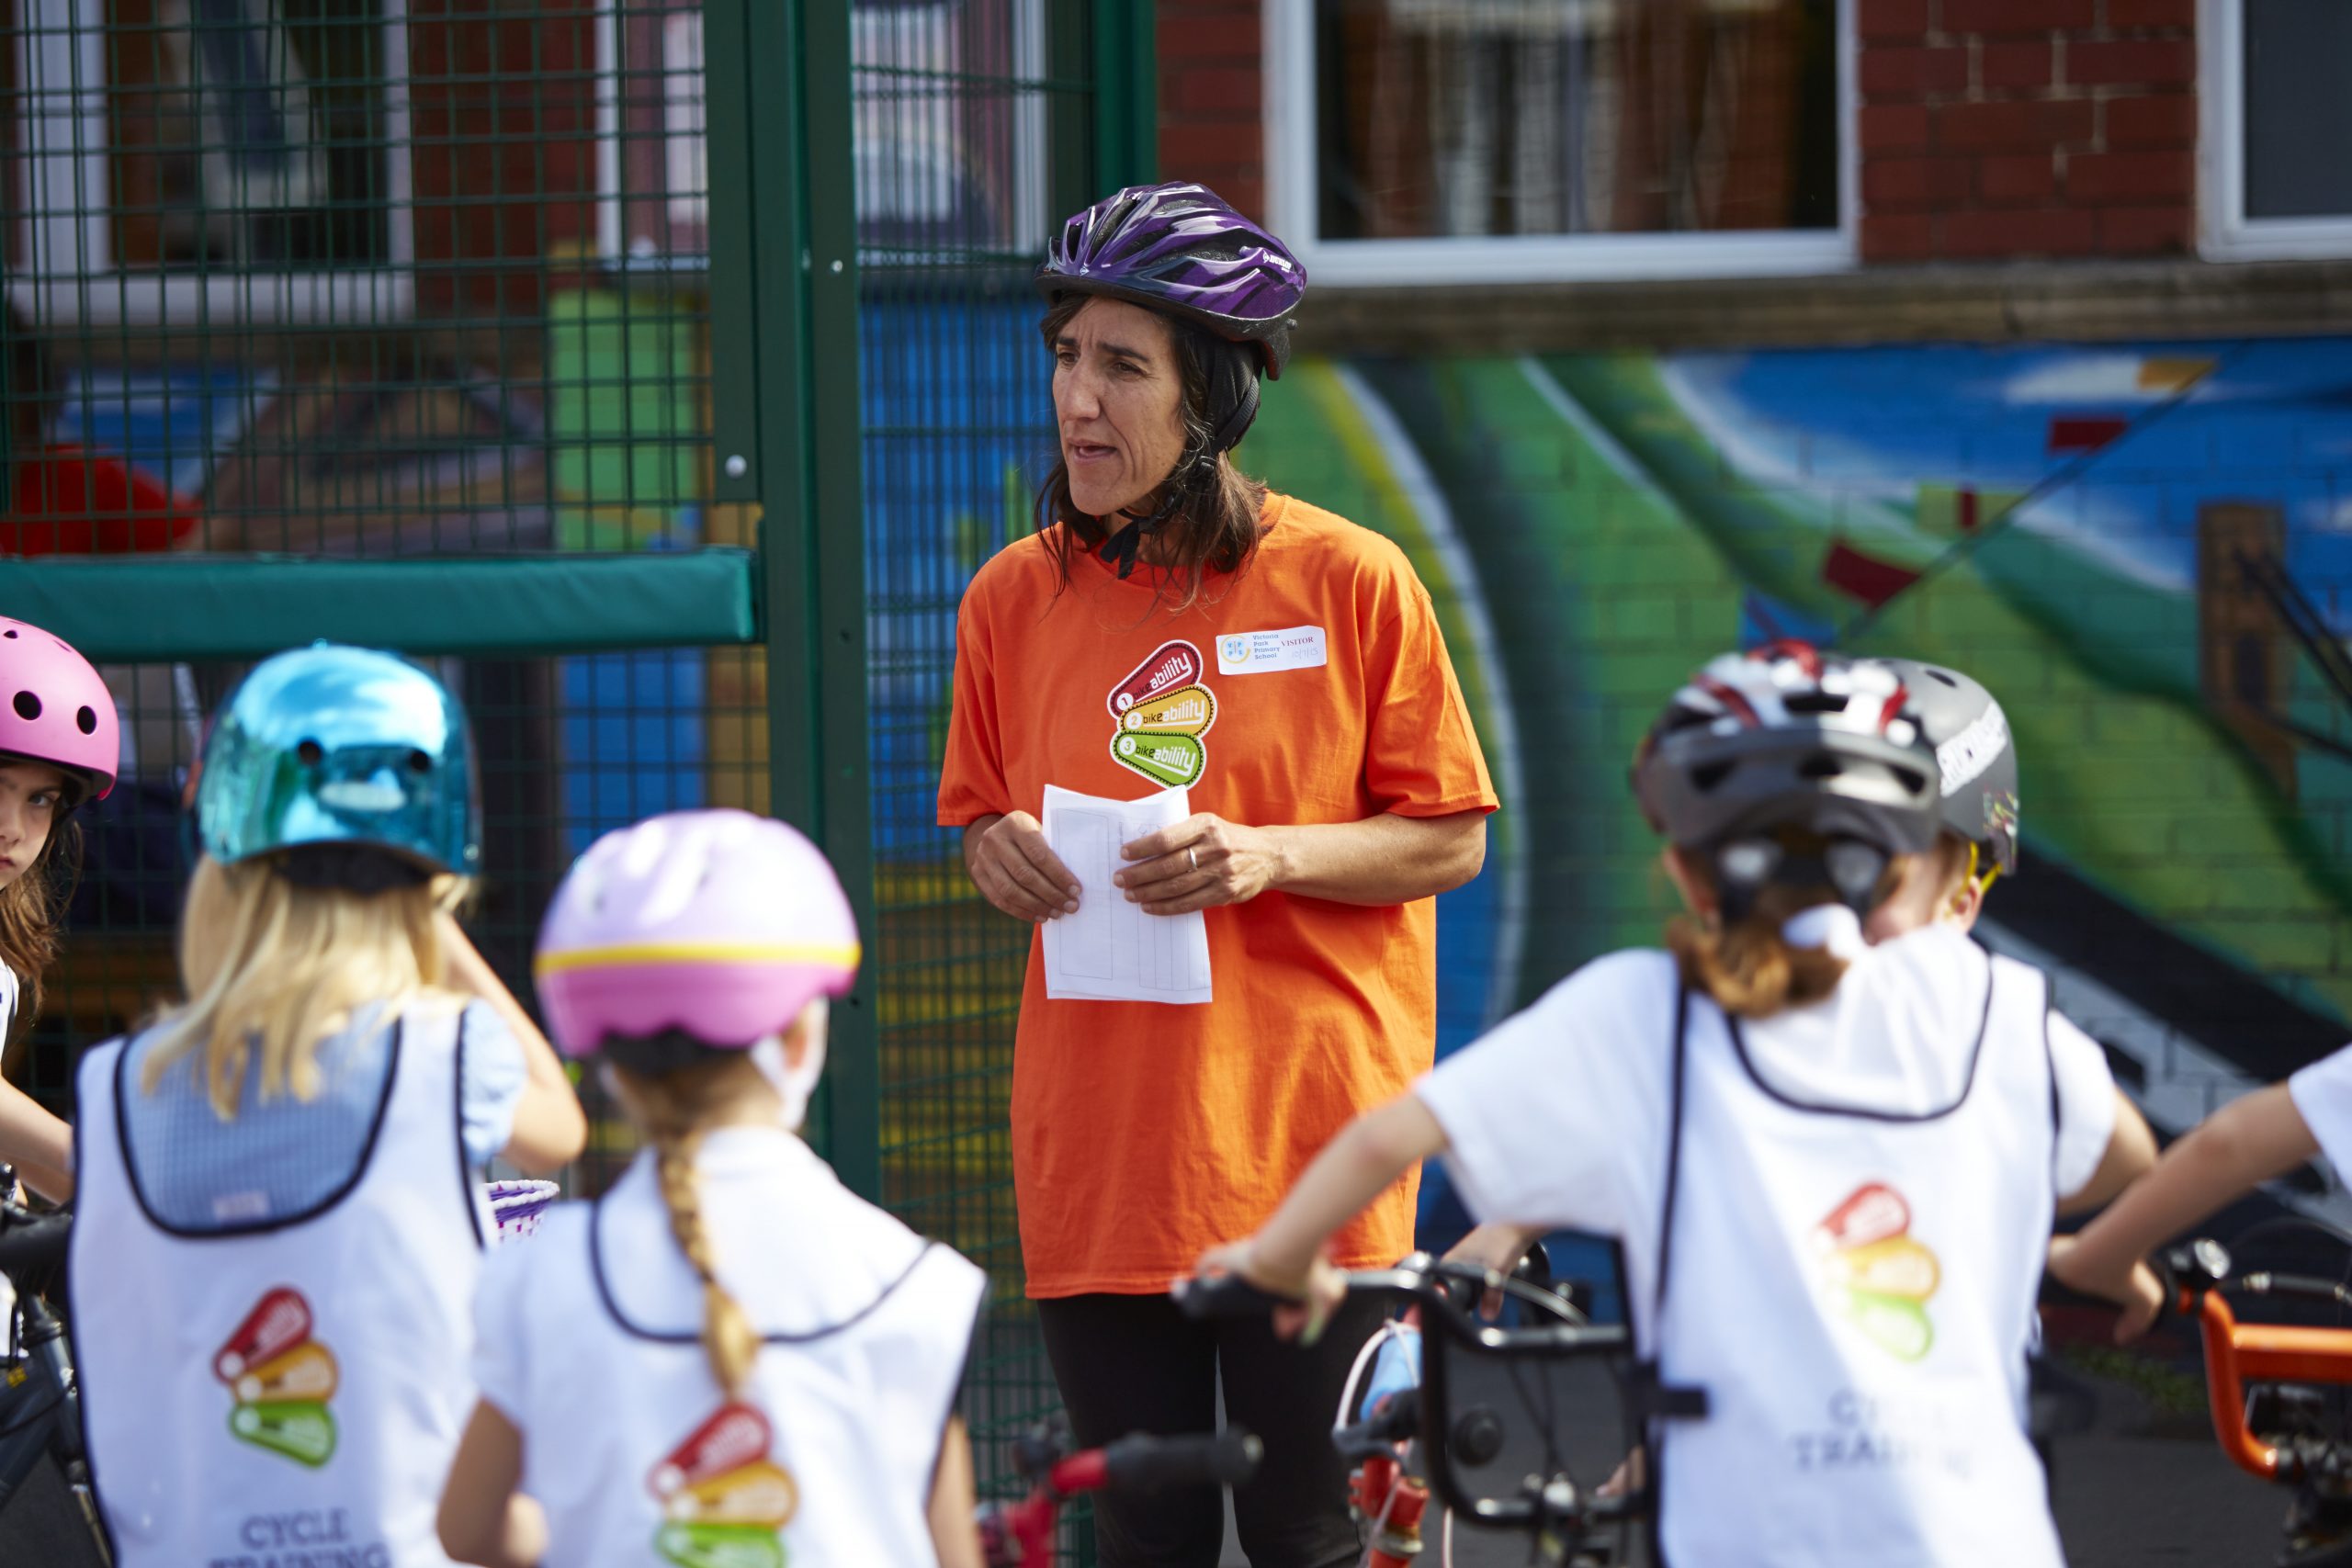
3,629,17,638
295,739,325,765
74,706,96,735
1928,670,1958,687
1691,760,1735,794
406,749,433,773
11,692,39,721
1894,765,1928,794
1783,693,1847,715
1799,753,1843,779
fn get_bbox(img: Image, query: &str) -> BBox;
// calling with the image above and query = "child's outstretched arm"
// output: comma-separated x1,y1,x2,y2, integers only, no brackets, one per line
0,1077,73,1201
1194,1093,1449,1341
437,1400,547,1568
438,914,587,1175
2049,1082,2317,1341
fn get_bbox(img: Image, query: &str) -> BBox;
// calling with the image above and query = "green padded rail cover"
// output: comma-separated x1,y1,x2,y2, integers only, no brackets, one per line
0,549,760,662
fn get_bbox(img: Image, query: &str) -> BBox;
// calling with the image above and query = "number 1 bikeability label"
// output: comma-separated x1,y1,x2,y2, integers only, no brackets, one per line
1216,626,1327,675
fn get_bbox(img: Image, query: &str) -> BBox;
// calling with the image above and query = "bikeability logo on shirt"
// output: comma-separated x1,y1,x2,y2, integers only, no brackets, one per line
1812,1183,1940,1362
648,1401,800,1568
1106,638,1216,789
215,1286,339,1466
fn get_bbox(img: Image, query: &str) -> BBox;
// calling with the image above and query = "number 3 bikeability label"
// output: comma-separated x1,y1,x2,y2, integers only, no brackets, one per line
1216,626,1327,675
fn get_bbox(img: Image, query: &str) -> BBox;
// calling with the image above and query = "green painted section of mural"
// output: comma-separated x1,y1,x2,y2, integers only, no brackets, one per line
1250,342,2352,1031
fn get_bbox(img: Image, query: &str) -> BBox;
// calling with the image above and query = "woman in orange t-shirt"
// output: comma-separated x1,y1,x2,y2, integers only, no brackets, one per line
938,183,1497,1567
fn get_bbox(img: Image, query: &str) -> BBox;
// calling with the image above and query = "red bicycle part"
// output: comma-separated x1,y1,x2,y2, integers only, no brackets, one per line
1350,1450,1430,1566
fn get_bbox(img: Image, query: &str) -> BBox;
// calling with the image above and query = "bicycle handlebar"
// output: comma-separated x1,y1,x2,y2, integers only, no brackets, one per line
1069,1430,1262,1496
1176,1254,1633,1537
2130,1238,2352,1485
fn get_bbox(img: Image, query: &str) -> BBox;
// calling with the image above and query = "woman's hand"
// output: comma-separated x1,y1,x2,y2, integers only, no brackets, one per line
1193,1239,1348,1346
2047,1235,2166,1344
963,813,1082,923
1117,814,1283,916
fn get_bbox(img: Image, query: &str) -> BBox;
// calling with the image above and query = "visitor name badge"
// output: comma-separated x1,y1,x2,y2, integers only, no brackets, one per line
1216,626,1327,674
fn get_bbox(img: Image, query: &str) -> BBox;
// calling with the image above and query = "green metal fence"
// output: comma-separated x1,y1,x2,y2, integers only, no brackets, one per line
2,0,1147,1547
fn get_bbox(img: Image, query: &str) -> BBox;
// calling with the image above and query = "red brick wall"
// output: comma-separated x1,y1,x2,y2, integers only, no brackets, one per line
1158,0,2199,265
1859,0,2198,262
1158,0,1267,220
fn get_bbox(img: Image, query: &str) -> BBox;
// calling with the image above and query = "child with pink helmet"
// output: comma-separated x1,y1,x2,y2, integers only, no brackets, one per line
0,614,120,1199
439,808,989,1568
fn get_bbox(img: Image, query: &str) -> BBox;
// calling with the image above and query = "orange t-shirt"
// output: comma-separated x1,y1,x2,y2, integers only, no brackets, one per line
937,493,1498,1296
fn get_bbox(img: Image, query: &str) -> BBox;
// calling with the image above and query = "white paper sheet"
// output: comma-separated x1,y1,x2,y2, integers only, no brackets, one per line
1041,783,1214,1005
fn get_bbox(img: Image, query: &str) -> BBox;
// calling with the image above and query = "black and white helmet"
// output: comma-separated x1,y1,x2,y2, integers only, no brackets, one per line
1633,642,1942,916
1860,657,2019,876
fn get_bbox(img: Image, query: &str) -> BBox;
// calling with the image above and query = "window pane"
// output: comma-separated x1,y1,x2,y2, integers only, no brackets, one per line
2243,0,2352,221
107,0,391,272
1315,0,1839,242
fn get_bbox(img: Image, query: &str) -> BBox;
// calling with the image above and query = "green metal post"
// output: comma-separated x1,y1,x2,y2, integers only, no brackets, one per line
796,0,883,1201
1092,0,1158,189
709,0,881,1198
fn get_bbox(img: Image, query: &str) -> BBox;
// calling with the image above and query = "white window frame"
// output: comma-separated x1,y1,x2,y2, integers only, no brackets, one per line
1261,0,1856,287
2199,0,2352,261
9,0,414,327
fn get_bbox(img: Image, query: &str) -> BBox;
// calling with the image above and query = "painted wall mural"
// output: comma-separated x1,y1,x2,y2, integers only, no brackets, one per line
1234,340,2352,1239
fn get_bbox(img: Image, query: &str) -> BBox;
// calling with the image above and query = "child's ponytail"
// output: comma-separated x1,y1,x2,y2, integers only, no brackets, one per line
1667,835,1973,1020
608,1056,763,1396
1668,883,1853,1021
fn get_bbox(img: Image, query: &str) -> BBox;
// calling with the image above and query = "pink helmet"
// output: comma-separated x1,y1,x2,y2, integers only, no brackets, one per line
0,616,117,803
533,809,861,1058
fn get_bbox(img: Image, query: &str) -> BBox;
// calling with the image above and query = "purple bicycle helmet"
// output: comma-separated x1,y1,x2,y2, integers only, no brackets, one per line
534,809,860,1060
1037,181,1306,379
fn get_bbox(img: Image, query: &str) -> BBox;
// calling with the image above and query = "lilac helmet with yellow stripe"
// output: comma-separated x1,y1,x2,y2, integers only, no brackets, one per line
533,809,860,1058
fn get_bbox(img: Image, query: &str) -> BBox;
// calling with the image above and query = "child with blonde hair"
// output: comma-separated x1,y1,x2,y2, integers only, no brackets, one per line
438,808,988,1568
1200,644,2154,1567
69,643,585,1567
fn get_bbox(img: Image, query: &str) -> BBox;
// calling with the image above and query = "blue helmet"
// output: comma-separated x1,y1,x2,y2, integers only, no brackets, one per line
197,644,480,877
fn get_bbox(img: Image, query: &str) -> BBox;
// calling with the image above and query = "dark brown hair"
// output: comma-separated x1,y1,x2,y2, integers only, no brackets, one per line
0,810,78,1046
1035,293,1269,613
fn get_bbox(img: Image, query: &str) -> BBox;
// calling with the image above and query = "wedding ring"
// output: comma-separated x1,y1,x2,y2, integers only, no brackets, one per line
1189,847,1200,872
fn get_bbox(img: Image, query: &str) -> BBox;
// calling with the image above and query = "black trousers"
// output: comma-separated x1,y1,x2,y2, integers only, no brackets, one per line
1036,1291,1389,1568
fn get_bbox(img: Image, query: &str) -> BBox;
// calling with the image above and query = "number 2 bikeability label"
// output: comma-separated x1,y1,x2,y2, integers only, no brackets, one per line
1216,626,1327,675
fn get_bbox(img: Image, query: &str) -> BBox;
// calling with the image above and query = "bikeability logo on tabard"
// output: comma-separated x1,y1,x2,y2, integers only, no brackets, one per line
1811,1183,1940,1362
1106,638,1216,789
215,1286,339,1466
648,1401,799,1568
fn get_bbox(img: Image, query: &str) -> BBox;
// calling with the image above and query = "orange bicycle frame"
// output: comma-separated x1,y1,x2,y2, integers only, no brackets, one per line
2190,1284,2352,1481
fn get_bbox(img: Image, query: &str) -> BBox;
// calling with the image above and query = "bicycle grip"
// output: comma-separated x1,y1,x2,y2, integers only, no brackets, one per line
2037,1273,2126,1313
0,1212,68,1282
2037,1258,2179,1325
1101,1429,1263,1495
1170,1272,1297,1320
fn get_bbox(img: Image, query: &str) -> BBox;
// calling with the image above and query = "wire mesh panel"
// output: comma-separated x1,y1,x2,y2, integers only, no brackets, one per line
851,0,1109,1542
0,0,737,1192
